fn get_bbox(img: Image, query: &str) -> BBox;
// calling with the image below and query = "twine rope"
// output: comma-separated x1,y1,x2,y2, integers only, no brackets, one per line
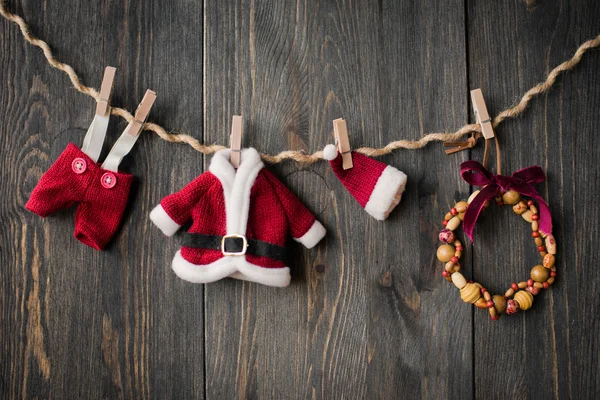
1,3,599,164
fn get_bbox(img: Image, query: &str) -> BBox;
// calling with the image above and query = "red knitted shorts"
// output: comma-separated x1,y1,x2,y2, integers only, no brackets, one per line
26,143,133,250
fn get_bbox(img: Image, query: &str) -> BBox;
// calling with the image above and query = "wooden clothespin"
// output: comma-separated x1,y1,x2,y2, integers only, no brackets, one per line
333,118,353,170
444,88,494,154
471,88,494,140
95,66,117,117
230,115,243,168
124,89,157,137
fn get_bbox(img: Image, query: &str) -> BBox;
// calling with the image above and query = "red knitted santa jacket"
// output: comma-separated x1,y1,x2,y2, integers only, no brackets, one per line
150,148,326,287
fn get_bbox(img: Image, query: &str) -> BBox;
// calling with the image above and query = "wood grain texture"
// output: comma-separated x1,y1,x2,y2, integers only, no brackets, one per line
0,0,205,398
203,0,470,398
468,1,600,399
0,0,599,399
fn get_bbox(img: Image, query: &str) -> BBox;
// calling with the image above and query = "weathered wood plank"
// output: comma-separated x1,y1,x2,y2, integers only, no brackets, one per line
0,1,205,398
468,0,600,398
203,1,469,398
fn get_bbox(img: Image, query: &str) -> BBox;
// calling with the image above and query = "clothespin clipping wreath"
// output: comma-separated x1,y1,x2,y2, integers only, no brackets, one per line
435,89,557,321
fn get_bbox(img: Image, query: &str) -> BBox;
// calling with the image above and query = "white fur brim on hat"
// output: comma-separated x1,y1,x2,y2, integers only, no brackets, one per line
364,166,407,220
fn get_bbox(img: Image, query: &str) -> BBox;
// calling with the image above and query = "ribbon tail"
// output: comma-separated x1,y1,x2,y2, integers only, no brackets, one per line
462,184,499,242
534,197,553,234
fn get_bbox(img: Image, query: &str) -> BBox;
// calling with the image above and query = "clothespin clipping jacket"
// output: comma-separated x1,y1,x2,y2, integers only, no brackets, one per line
123,90,157,137
95,67,116,117
470,88,495,140
333,118,353,170
230,115,243,168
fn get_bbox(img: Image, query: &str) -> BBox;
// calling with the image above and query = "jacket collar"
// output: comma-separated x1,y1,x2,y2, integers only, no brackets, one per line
209,148,264,234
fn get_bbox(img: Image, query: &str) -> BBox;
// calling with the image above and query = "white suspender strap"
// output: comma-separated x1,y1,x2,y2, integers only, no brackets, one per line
80,67,116,162
101,90,156,172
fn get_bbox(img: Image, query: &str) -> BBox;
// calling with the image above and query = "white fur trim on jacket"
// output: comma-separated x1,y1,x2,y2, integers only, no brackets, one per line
364,166,408,221
150,204,181,236
294,220,326,248
171,250,291,287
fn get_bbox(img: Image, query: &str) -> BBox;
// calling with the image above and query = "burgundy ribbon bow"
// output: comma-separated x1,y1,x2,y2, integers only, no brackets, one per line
460,160,552,242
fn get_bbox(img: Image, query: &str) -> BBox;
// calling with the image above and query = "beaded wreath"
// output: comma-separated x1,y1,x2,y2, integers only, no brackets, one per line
436,150,557,320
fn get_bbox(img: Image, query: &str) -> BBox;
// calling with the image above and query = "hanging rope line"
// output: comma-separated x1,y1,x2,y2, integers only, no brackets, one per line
1,3,599,164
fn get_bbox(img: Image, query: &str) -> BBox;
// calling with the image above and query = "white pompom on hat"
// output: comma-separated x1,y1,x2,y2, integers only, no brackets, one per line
323,145,407,220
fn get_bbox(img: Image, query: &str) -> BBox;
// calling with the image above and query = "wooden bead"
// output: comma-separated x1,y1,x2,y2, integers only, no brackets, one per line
535,238,543,246
531,265,550,282
505,288,515,298
547,277,555,285
483,291,492,301
526,286,541,295
533,282,544,289
445,261,454,272
543,254,555,269
445,212,453,221
521,210,534,223
454,201,468,212
546,234,557,255
468,190,480,204
529,205,538,214
513,201,528,215
514,290,534,310
502,190,521,205
506,299,520,314
437,244,455,262
532,221,539,231
439,229,455,243
453,239,462,247
474,297,488,309
451,272,467,289
460,283,481,303
488,307,498,318
540,251,548,257
493,295,507,314
454,201,469,220
518,282,527,289
446,216,461,231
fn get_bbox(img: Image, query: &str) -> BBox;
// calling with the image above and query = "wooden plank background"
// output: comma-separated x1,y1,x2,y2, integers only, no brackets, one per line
0,0,598,398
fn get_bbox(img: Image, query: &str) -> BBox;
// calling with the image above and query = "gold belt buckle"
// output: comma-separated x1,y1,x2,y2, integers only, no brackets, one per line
221,234,248,256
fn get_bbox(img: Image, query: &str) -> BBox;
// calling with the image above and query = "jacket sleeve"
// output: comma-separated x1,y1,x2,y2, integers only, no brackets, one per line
149,172,213,236
262,170,326,248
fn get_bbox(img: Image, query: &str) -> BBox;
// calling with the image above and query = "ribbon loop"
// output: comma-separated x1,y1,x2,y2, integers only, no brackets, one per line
460,161,552,242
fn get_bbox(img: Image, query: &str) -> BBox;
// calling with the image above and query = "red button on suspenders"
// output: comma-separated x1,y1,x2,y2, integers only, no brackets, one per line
101,172,117,189
71,158,87,174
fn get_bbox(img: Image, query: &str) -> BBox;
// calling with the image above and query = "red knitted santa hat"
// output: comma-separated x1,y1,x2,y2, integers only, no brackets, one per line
323,144,407,220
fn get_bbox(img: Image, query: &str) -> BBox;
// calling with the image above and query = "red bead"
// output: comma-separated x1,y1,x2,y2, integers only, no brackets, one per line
527,279,534,287
480,288,487,294
491,315,500,321
487,300,494,308
496,201,504,206
511,283,518,290
527,200,534,206
442,220,448,226
468,280,473,283
532,231,540,238
450,208,458,216
532,214,539,221
456,246,463,251
538,246,545,252
442,270,449,277
451,256,459,264
550,271,557,277
543,282,549,289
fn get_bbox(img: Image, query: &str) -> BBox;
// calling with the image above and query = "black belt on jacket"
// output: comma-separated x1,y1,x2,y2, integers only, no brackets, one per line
181,233,289,263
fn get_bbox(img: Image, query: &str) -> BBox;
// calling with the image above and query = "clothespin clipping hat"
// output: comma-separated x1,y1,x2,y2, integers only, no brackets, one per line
323,119,408,220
